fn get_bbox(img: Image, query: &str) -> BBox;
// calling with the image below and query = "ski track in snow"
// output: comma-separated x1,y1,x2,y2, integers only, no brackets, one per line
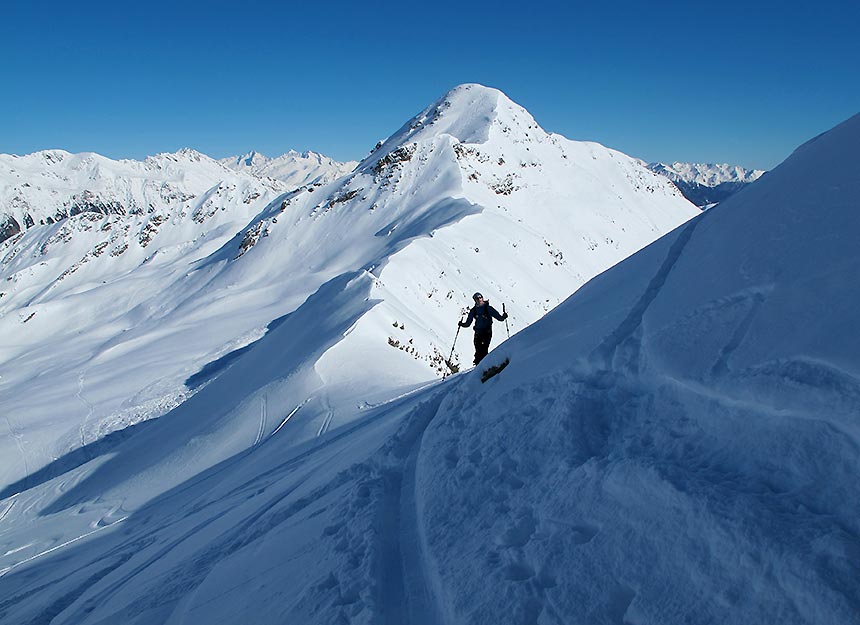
378,391,449,625
254,395,267,446
591,215,703,372
76,368,95,455
0,497,15,524
316,411,334,438
10,393,427,622
709,290,767,377
0,516,128,579
270,398,310,438
364,378,447,411
3,387,449,622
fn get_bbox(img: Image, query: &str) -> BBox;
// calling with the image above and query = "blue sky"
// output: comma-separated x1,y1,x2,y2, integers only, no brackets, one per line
2,1,857,170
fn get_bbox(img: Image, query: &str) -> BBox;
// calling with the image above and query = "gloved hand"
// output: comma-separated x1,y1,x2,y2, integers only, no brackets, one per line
502,312,508,319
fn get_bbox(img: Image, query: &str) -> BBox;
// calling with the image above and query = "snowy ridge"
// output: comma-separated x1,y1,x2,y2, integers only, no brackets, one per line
231,83,697,400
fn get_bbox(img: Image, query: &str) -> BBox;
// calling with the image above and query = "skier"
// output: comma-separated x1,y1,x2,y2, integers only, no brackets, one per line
459,292,507,365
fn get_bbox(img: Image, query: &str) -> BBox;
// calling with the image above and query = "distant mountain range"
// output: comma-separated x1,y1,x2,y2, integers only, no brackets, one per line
647,161,766,208
0,149,358,246
0,147,761,248
218,149,357,188
0,148,289,245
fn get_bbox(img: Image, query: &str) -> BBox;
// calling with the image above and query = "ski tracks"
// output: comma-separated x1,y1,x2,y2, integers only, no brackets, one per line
590,215,703,373
270,398,310,438
76,368,95,454
0,516,128,579
316,410,334,438
254,394,268,446
0,496,15,524
378,391,449,625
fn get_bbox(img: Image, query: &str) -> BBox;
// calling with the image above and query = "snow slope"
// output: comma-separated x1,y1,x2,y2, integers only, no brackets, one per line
0,153,292,492
0,109,855,624
219,150,358,188
0,84,696,492
413,115,860,624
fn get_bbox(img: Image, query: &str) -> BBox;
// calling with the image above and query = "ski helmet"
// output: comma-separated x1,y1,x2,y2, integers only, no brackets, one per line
473,292,483,301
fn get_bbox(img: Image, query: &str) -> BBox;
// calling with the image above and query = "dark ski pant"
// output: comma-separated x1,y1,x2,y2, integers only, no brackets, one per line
473,329,492,365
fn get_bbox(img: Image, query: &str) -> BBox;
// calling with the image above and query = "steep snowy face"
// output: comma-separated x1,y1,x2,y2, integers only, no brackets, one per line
219,149,357,187
412,113,860,624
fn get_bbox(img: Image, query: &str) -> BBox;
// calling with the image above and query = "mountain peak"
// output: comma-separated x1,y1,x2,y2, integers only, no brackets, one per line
361,83,544,172
413,83,539,143
235,150,270,167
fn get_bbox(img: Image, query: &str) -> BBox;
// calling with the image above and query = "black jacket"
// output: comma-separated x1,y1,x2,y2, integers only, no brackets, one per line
460,302,506,332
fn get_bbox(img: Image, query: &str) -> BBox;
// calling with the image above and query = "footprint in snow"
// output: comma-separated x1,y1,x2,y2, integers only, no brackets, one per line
494,511,537,548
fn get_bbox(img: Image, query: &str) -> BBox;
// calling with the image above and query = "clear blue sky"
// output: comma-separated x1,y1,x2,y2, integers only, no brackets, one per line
2,0,857,170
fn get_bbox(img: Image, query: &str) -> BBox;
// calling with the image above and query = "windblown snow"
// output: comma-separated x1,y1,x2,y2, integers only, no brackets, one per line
1,86,855,624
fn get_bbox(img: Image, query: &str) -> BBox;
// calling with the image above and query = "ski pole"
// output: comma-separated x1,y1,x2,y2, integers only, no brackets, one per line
503,303,510,339
444,317,464,377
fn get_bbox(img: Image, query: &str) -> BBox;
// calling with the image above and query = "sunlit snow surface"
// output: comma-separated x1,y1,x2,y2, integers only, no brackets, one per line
0,84,694,491
3,91,856,624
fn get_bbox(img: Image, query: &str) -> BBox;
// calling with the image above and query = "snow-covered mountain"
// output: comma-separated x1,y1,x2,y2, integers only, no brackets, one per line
0,84,712,622
648,161,765,186
647,161,766,208
0,148,289,244
219,149,358,188
0,98,855,624
0,83,696,492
